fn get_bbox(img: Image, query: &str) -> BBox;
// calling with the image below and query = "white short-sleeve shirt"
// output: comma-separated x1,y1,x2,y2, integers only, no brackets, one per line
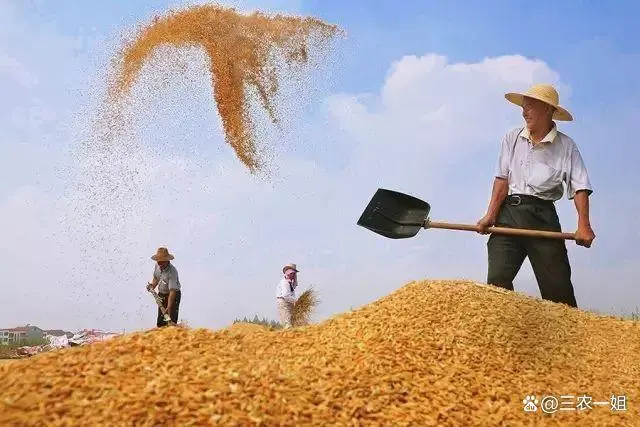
153,263,181,294
495,125,593,201
276,278,296,303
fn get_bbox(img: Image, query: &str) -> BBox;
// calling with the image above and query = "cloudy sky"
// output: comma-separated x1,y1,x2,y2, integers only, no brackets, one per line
1,0,638,332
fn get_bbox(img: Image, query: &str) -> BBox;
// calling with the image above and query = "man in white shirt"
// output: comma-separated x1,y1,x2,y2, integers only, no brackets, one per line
146,247,182,327
276,263,299,329
477,84,595,308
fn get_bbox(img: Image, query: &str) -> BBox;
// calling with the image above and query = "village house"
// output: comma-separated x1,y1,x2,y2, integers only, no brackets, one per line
0,325,72,345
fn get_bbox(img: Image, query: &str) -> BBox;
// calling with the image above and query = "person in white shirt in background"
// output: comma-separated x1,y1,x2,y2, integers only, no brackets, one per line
276,263,299,329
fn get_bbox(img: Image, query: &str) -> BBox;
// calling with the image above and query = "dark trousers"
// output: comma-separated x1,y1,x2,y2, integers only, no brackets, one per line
157,290,181,327
487,195,577,307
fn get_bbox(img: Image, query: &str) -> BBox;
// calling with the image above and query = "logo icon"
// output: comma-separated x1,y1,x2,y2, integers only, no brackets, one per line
523,395,538,412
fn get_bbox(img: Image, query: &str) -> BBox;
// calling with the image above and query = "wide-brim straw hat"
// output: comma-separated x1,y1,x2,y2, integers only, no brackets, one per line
282,263,299,274
504,84,573,121
151,247,174,262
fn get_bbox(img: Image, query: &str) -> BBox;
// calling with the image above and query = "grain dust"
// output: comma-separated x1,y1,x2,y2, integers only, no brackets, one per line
107,4,342,172
1,280,638,425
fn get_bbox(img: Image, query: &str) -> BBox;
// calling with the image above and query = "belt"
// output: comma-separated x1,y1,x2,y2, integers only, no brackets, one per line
158,290,181,296
505,194,554,207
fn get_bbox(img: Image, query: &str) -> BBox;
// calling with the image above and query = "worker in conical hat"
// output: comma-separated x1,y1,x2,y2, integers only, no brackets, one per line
146,247,182,327
476,83,595,308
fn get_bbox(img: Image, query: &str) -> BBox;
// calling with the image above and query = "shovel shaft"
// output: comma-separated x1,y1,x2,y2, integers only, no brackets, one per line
425,221,576,240
148,287,175,325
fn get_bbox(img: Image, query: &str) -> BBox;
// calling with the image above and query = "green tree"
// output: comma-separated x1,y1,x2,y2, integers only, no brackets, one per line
233,315,282,329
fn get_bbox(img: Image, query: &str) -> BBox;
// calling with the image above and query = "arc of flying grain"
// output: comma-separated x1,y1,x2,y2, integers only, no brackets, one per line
106,5,342,173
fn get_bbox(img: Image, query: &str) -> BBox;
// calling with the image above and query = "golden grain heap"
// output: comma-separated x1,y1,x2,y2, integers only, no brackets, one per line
108,4,341,172
1,280,638,426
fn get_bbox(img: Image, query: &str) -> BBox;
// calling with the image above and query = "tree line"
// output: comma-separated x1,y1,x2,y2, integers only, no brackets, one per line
232,315,283,329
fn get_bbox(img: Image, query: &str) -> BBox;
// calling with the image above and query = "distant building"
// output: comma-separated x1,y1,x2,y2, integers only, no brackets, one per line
0,325,72,345
0,327,31,345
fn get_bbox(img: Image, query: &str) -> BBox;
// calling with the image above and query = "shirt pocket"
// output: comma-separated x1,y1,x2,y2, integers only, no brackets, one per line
527,161,563,193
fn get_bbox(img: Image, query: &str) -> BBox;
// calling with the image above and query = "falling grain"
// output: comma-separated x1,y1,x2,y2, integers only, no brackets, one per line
107,4,342,172
1,280,638,426
292,288,320,327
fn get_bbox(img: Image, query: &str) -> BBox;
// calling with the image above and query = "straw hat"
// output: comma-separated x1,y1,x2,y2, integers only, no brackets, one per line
282,263,299,274
151,247,174,262
504,84,573,121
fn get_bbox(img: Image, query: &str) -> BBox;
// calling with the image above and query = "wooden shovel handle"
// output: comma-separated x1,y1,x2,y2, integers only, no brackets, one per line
425,221,576,240
147,287,175,325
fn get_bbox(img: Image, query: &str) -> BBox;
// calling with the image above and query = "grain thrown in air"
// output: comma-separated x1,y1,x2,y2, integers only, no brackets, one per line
107,4,342,172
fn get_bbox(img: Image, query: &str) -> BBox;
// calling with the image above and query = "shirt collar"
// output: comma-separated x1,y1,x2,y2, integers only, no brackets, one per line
521,123,558,144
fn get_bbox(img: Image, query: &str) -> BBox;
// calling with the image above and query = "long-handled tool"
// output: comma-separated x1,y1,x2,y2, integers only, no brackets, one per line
147,284,175,326
356,188,576,240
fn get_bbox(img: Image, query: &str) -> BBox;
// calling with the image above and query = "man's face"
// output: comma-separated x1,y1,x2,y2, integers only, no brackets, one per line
285,269,296,280
522,96,553,130
157,260,169,269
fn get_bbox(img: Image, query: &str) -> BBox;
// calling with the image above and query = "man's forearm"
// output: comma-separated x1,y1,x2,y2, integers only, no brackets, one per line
574,190,591,226
486,177,509,218
167,290,176,313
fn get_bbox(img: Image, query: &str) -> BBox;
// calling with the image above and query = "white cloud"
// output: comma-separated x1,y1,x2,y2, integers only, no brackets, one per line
1,5,638,333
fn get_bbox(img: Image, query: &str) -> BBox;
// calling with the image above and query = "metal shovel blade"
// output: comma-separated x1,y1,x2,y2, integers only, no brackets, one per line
356,188,431,239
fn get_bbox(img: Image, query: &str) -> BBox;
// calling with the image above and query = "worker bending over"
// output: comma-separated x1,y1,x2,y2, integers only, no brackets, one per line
147,247,182,327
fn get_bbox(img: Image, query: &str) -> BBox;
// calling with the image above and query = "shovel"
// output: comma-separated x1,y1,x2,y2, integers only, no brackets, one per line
147,285,175,326
356,188,576,240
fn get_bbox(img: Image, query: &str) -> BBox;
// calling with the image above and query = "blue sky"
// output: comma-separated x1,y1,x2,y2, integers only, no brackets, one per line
1,1,638,332
314,1,640,96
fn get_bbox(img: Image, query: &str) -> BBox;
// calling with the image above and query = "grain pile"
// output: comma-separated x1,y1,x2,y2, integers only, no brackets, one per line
225,322,272,335
1,280,638,426
108,4,341,172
